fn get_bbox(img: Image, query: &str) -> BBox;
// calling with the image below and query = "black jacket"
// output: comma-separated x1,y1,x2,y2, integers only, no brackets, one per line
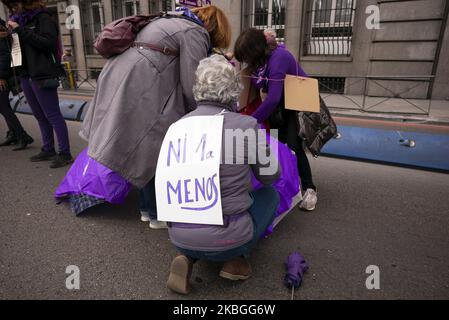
14,12,60,80
0,18,11,80
297,97,338,157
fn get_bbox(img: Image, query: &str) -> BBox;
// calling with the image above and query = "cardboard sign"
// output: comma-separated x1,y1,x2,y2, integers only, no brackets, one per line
155,116,224,225
10,33,22,67
284,75,320,113
238,67,259,111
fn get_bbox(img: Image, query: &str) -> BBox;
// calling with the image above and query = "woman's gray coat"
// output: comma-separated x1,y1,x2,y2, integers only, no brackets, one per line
80,17,210,188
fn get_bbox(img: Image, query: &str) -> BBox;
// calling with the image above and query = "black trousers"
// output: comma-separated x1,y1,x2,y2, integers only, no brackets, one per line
277,110,316,191
0,89,24,135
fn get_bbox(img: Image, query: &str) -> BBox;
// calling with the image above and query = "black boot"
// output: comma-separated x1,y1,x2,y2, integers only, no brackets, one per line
0,131,18,147
50,152,74,168
12,132,34,151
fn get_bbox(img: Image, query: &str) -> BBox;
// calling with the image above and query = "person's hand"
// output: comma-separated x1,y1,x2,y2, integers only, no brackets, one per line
7,21,19,30
0,79,8,92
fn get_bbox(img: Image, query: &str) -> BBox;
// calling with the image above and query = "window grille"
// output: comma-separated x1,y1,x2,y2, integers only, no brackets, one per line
247,0,286,42
304,0,356,56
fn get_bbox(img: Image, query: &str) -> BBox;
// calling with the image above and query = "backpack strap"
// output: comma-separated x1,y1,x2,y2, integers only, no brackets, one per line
132,42,179,57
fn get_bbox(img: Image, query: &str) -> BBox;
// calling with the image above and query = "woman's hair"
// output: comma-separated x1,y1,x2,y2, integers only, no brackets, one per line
193,54,242,105
234,28,270,71
191,5,231,49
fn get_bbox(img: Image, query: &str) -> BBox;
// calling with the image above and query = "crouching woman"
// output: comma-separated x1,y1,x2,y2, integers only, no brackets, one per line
166,55,280,295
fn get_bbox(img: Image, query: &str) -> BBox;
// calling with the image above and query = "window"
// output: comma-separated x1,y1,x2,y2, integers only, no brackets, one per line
250,0,286,42
80,0,105,55
316,76,346,93
113,0,140,19
162,0,177,11
304,0,356,56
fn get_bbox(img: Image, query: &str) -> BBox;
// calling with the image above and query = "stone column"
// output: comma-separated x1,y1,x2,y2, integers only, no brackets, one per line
140,0,150,14
70,0,87,79
284,0,304,59
102,0,113,24
0,3,7,21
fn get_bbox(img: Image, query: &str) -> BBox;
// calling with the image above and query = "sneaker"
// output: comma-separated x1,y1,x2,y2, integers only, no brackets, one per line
30,150,57,162
149,219,168,229
140,211,150,222
219,257,252,281
49,153,74,168
299,188,317,211
167,255,193,295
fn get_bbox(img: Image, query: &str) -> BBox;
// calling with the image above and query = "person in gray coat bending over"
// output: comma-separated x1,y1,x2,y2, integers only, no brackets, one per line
80,6,231,229
166,55,280,295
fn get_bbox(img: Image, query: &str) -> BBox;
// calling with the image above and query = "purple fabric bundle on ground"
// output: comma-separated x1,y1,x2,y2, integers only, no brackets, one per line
252,133,300,235
284,251,309,288
55,148,132,211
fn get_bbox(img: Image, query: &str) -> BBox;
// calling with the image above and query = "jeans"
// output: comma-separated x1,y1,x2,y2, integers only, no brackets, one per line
278,110,316,191
139,177,157,220
21,78,70,154
176,185,280,262
0,89,25,135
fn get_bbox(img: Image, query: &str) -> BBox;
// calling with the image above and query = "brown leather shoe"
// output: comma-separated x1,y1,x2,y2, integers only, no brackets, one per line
167,255,193,295
219,257,252,281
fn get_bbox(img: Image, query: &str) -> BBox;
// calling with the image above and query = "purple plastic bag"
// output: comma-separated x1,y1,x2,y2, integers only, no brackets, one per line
252,133,300,236
55,148,132,205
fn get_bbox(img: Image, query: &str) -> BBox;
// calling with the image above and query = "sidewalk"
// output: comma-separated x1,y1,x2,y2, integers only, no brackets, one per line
57,87,449,126
322,94,449,126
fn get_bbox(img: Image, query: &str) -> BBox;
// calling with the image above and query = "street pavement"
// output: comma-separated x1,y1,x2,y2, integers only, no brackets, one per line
1,114,449,300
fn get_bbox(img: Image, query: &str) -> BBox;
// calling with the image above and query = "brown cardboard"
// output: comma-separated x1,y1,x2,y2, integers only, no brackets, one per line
284,75,320,113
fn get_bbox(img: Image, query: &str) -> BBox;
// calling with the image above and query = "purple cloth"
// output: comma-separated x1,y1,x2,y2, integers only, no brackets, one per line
21,78,70,154
252,131,300,236
250,45,308,123
284,252,309,288
55,148,132,205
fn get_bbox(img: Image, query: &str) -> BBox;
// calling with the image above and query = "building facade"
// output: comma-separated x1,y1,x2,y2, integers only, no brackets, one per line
1,0,448,100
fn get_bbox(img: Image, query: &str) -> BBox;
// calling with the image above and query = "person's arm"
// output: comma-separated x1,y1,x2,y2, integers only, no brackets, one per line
177,27,210,113
14,14,58,53
251,58,287,123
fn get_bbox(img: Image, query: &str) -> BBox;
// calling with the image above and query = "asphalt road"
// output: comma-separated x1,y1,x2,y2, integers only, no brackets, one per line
1,114,448,300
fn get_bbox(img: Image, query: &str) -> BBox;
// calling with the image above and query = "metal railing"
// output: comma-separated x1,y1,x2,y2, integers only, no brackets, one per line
59,68,100,92
312,75,436,115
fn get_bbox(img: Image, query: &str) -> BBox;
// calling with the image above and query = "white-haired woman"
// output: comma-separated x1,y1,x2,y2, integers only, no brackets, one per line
166,55,280,295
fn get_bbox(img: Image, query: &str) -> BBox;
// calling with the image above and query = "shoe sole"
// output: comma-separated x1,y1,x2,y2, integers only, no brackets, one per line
141,217,150,222
149,223,168,230
219,270,251,281
49,159,74,168
30,158,56,162
167,256,192,295
299,205,316,211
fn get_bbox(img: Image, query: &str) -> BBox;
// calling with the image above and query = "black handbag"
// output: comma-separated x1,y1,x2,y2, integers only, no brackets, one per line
36,78,60,89
268,92,286,129
36,54,67,90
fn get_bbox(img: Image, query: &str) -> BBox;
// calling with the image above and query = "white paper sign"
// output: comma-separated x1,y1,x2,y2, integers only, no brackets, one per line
155,116,224,225
10,33,22,67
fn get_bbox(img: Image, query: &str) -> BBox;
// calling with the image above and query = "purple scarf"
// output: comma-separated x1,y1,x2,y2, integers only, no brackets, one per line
10,8,47,27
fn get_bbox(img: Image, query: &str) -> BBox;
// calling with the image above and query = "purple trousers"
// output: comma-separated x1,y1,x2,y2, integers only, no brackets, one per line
21,78,70,154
